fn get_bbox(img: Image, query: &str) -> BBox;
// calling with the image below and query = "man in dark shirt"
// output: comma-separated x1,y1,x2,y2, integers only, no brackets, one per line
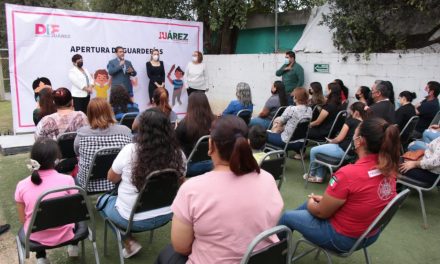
368,82,396,124
415,81,440,133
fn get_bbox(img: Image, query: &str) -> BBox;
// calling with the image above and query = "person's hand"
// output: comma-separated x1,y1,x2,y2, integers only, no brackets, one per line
429,124,439,130
126,66,133,74
284,64,292,71
119,59,125,66
307,193,322,203
399,161,419,174
87,85,94,93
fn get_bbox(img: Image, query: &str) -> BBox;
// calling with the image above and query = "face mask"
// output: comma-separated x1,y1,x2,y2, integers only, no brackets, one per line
396,100,401,109
152,55,159,61
77,61,83,68
192,56,198,62
355,94,361,100
284,58,290,64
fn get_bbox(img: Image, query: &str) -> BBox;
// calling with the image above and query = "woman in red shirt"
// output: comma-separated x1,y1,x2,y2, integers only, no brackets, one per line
279,117,400,252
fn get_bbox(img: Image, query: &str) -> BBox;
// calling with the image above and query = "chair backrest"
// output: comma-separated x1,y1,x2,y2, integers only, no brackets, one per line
430,111,440,126
268,106,287,129
290,118,311,143
311,105,322,121
260,150,285,182
345,189,410,256
328,110,348,138
119,112,138,130
237,109,253,125
57,132,77,159
400,115,419,146
240,225,292,264
85,147,121,191
187,135,210,163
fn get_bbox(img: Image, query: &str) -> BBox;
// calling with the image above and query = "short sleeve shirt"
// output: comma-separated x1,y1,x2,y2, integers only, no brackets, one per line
338,118,361,151
35,111,88,140
319,103,339,131
264,94,281,120
326,154,396,238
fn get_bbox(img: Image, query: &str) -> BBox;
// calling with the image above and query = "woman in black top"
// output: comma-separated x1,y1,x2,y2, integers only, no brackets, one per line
395,91,417,131
308,82,342,141
146,49,165,104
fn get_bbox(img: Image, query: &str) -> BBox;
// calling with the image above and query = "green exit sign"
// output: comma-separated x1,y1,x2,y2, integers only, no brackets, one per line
314,64,330,73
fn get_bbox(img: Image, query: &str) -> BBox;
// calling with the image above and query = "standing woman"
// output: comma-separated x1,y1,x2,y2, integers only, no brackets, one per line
68,54,94,113
184,51,208,96
146,49,165,104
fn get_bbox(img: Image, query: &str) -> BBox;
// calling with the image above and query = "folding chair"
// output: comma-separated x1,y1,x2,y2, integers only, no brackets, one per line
397,174,440,228
430,110,440,126
240,225,292,264
119,112,138,131
103,169,181,264
186,135,211,177
268,106,287,130
308,110,348,146
259,150,286,189
304,140,354,188
16,186,100,264
311,105,322,122
57,132,77,159
265,118,311,174
237,109,253,125
84,146,121,194
291,189,410,264
399,116,419,153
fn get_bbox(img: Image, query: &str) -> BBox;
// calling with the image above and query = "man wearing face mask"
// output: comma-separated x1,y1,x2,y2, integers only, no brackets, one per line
146,49,165,104
184,51,209,96
414,81,440,135
107,46,137,100
68,54,94,113
276,51,304,105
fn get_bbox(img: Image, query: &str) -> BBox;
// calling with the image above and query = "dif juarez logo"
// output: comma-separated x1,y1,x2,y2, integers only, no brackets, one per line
35,24,70,38
159,31,189,42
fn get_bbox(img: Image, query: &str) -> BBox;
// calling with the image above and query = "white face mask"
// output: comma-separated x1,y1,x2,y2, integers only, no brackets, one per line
152,55,159,61
284,58,290,64
192,56,198,62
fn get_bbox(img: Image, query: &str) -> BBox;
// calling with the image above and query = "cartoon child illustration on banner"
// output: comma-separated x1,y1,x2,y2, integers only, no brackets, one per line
167,64,184,106
93,69,110,99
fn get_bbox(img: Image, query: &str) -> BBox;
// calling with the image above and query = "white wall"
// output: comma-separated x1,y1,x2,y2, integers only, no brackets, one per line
204,53,440,114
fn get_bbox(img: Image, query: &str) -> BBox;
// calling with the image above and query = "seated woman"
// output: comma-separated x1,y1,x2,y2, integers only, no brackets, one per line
279,117,400,253
249,80,288,129
266,87,312,150
35,87,88,140
355,85,371,106
400,136,440,186
408,124,440,151
306,102,367,183
33,87,56,125
308,82,326,121
109,85,139,121
156,115,283,264
15,138,78,264
308,83,343,141
395,91,417,131
97,109,186,259
175,92,216,177
222,82,253,115
74,98,132,193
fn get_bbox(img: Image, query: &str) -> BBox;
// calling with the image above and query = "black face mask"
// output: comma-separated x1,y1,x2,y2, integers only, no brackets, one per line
77,61,83,68
355,94,361,100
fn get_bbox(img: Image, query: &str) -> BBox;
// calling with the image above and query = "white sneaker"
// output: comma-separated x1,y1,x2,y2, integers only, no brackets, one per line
36,258,50,264
122,240,142,259
67,245,79,257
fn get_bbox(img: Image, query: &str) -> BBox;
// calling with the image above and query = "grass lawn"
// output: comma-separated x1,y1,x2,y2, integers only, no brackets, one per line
0,100,13,133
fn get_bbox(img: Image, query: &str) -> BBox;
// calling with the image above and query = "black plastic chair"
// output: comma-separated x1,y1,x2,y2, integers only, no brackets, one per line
119,112,138,131
237,109,253,125
259,150,286,190
15,186,100,264
186,135,212,177
84,147,121,194
103,169,181,264
308,110,348,146
291,189,410,264
57,132,77,159
240,225,292,264
400,115,419,153
268,106,287,130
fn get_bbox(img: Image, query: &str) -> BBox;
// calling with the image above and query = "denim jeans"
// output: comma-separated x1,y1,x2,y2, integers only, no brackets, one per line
408,129,440,151
249,117,271,129
278,202,380,253
309,144,345,179
186,160,213,177
97,194,172,238
267,132,303,151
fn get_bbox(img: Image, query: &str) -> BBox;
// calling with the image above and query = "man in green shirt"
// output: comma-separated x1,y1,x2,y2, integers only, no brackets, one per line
276,51,304,105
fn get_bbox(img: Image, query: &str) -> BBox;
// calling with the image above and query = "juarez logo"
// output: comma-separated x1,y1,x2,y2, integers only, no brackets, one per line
34,24,70,38
159,31,189,42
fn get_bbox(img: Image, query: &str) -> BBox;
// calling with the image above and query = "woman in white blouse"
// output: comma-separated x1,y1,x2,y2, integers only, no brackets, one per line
68,54,94,113
184,51,208,96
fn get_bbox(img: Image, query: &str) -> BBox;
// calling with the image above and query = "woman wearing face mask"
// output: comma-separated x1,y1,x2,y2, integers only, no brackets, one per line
68,54,94,113
146,49,165,105
395,91,417,132
355,86,371,105
184,51,208,96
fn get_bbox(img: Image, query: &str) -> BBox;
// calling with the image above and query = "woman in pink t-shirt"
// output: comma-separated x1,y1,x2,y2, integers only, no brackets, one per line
15,138,78,264
156,115,284,264
278,117,400,253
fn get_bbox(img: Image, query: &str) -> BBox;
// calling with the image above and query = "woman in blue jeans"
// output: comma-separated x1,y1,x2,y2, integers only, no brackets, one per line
97,109,186,259
279,118,401,253
408,124,440,151
306,102,367,183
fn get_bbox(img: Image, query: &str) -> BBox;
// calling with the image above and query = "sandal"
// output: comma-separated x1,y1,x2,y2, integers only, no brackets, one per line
291,153,302,160
123,239,142,259
303,174,323,183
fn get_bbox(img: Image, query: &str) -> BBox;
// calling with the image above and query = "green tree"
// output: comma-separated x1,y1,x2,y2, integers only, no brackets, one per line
321,0,440,54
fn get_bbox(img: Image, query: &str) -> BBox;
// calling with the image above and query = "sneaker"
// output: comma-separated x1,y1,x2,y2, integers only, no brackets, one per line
303,173,323,183
36,258,50,264
122,240,142,259
291,153,302,160
67,245,79,257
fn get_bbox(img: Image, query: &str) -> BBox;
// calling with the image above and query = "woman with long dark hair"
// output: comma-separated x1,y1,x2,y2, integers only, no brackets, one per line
249,80,288,129
355,86,371,105
395,91,417,131
279,117,400,253
109,85,140,121
33,88,56,125
156,115,283,263
97,109,185,259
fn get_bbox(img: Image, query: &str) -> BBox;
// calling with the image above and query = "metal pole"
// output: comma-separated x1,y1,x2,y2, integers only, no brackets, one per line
0,55,5,101
274,0,278,53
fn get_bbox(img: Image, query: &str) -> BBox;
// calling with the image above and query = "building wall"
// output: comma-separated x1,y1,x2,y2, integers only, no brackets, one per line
204,53,440,114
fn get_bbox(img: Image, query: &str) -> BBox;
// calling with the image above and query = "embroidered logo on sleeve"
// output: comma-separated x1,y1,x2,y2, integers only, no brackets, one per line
329,175,338,189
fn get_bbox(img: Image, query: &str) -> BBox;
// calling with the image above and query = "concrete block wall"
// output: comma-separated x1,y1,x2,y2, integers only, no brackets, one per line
204,53,440,114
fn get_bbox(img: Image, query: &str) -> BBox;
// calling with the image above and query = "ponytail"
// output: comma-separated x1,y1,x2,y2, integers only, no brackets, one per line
229,136,260,175
159,92,172,116
29,138,60,185
27,159,42,185
31,171,42,185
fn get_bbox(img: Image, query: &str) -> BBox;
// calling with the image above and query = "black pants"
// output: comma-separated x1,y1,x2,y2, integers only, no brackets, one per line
187,87,205,97
403,168,440,186
73,95,90,114
155,244,188,264
308,127,327,141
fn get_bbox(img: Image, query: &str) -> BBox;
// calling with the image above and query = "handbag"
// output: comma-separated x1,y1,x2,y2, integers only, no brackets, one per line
401,149,425,161
96,183,119,211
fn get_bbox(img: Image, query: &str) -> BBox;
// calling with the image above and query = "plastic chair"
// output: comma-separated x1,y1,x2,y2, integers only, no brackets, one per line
399,115,419,153
308,110,348,146
57,132,77,159
268,106,287,130
240,225,292,264
84,147,121,194
291,189,410,264
16,186,100,264
237,109,253,125
259,150,286,190
119,112,138,131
